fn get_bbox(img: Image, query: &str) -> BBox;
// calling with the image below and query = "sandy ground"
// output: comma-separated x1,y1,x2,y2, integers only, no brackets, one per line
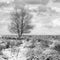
2,41,28,60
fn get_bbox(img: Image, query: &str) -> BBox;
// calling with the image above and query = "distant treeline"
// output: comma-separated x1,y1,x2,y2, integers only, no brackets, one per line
1,35,32,40
1,35,60,40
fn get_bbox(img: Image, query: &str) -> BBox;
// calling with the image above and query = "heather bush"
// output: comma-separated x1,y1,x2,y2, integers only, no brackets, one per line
39,48,60,60
26,38,60,60
26,41,45,60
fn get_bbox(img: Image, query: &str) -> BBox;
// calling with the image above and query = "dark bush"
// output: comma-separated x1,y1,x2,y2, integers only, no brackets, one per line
53,44,60,53
46,56,53,60
26,38,30,41
0,45,6,51
6,42,10,48
37,39,41,42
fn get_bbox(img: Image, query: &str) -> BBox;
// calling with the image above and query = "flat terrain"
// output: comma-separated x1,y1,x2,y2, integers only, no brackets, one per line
0,35,60,60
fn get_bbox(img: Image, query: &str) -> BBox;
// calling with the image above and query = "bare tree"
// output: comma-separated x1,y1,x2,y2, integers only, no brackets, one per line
9,7,33,39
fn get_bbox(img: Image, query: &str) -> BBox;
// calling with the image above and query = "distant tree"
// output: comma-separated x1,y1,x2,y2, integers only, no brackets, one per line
9,7,33,39
53,0,60,2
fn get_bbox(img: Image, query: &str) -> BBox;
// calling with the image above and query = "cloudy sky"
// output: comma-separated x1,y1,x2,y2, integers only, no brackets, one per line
0,0,60,35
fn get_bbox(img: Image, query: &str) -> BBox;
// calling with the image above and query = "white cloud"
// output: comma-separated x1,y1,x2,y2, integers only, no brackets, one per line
0,19,11,35
0,0,14,3
30,11,60,35
52,18,60,27
51,7,60,12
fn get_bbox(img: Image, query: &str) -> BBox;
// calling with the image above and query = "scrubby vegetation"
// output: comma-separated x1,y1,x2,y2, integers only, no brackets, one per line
0,35,60,60
25,35,60,60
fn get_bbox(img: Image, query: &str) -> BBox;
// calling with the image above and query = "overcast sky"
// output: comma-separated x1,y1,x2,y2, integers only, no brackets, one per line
0,0,60,35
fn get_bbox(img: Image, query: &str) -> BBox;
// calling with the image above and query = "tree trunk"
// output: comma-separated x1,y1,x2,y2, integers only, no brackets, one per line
20,19,23,36
17,23,21,39
18,32,21,39
20,14,24,38
17,17,23,39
